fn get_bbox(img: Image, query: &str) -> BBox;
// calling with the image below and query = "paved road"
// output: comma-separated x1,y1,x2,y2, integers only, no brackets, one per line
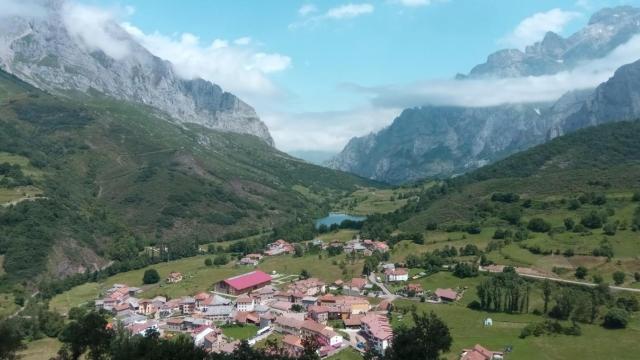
368,272,397,300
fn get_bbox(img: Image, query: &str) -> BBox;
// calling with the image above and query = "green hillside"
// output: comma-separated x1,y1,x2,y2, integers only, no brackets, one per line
0,70,374,283
360,120,640,284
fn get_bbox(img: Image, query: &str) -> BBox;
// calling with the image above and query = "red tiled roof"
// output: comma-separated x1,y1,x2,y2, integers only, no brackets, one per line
461,344,502,360
361,313,393,341
349,278,367,289
223,271,272,291
283,335,303,348
385,268,408,276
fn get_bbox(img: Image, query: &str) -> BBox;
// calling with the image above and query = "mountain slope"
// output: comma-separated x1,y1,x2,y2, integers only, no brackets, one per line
399,120,640,231
0,0,273,144
0,69,373,282
326,103,552,183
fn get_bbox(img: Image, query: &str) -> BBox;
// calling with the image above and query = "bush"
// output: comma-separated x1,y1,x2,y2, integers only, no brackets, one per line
603,223,617,236
567,199,581,210
453,263,478,278
204,258,213,266
467,300,481,310
603,308,629,329
491,192,520,203
213,254,229,266
527,218,551,233
613,271,626,285
575,266,588,279
564,218,575,231
142,269,160,284
581,211,605,229
632,192,640,202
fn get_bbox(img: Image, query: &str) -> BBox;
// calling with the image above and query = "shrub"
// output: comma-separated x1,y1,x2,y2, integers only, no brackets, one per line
491,192,520,203
564,218,575,231
575,266,587,279
213,254,229,266
603,308,629,329
581,211,605,229
613,271,626,285
603,223,617,236
527,218,551,233
204,258,213,266
142,269,160,284
632,192,640,202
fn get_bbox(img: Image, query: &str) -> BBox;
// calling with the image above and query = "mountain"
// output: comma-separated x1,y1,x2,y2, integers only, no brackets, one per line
465,6,640,78
326,104,552,184
329,6,640,184
397,119,640,232
556,59,640,135
0,69,373,282
0,0,273,145
288,150,338,165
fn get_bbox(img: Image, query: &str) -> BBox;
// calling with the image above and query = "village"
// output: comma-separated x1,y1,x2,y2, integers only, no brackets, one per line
93,238,504,360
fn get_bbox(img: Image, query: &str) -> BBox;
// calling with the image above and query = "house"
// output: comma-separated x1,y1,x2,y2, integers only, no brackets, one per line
167,272,183,283
377,299,392,312
302,296,318,309
137,299,158,315
286,278,326,296
372,241,390,253
282,335,304,357
301,319,343,347
236,295,255,312
264,239,295,256
246,253,263,261
215,270,272,295
308,305,329,324
238,257,259,266
180,297,196,314
460,344,504,360
385,268,409,282
344,278,368,294
194,292,211,308
405,283,424,296
343,314,363,328
360,313,393,353
166,318,185,332
203,305,234,323
252,285,277,302
435,288,458,302
127,320,159,336
273,316,304,335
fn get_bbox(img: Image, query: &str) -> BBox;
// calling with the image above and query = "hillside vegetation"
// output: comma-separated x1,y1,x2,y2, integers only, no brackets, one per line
0,69,374,284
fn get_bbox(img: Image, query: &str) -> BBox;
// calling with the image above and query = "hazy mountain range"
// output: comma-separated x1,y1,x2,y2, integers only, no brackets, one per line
327,6,640,184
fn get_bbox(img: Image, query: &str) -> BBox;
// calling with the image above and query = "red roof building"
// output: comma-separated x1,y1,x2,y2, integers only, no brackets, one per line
435,288,458,302
460,344,504,360
215,271,272,295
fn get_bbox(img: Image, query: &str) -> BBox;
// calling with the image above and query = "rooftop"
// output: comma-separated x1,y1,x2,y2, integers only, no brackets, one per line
223,270,272,291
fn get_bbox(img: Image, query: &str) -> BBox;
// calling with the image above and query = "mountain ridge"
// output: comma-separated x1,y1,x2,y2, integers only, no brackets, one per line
0,0,274,145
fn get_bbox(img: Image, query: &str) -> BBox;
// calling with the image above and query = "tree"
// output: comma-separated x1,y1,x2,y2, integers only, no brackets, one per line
213,254,229,266
603,308,629,329
452,263,478,278
300,269,311,280
527,218,551,233
564,218,575,231
541,280,554,314
204,258,213,266
293,244,304,258
142,269,160,284
581,211,605,229
613,271,626,285
575,266,588,280
0,320,25,360
634,272,640,283
383,311,452,360
602,222,617,236
58,312,113,360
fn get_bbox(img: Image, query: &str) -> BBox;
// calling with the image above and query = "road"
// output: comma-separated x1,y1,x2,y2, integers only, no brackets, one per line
368,272,397,300
517,273,640,293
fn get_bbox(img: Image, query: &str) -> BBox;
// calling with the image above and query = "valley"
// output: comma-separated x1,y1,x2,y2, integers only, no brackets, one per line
2,2,640,360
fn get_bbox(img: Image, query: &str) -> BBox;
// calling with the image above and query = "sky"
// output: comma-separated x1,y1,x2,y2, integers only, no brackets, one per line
14,0,640,154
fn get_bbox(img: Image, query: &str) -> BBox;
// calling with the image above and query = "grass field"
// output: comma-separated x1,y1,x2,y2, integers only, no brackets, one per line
317,229,359,243
327,348,364,360
332,188,411,215
18,338,61,360
221,324,258,340
393,298,640,360
49,282,101,314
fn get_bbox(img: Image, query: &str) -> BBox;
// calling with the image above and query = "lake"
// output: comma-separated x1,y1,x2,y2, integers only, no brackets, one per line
315,212,366,228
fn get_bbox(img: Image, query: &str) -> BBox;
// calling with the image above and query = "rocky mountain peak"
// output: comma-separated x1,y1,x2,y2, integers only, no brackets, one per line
0,0,274,145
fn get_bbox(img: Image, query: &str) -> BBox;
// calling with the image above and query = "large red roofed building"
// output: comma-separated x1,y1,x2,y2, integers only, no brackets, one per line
215,270,272,295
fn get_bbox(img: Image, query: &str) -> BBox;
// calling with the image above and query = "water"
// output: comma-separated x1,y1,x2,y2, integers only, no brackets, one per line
315,212,366,228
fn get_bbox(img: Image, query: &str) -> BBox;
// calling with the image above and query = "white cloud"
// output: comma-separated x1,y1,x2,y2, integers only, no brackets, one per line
289,3,374,29
61,2,133,60
326,3,374,19
298,4,318,16
263,106,400,152
234,37,252,45
500,8,582,49
352,34,640,109
0,0,46,18
121,23,291,100
394,0,430,7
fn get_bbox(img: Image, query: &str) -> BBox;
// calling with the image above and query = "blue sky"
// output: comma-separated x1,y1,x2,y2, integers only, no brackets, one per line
88,0,637,152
